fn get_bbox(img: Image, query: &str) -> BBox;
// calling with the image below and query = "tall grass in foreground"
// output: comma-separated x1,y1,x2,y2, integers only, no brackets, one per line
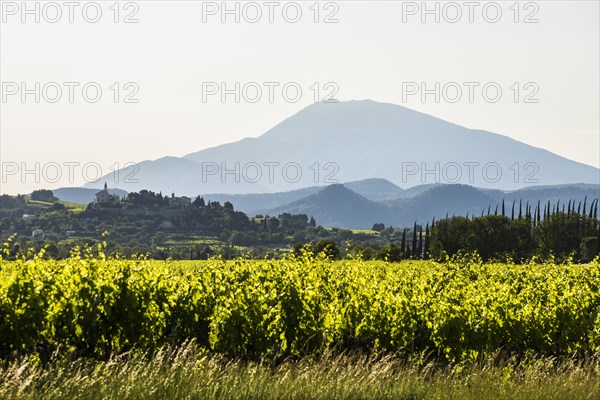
1,344,599,400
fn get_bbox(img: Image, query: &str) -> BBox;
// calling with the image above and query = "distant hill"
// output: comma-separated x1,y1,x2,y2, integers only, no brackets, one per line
201,178,403,213
343,178,404,201
262,184,393,229
87,100,600,194
258,183,600,229
385,185,497,226
392,184,443,199
487,184,600,206
53,187,128,204
64,180,600,229
201,186,323,215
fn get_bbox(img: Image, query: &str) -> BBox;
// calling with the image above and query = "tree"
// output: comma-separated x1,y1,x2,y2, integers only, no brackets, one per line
292,230,308,243
411,222,418,259
154,232,167,245
50,202,66,211
423,223,430,259
469,215,512,260
416,229,423,258
379,243,402,262
293,242,312,258
400,228,407,259
31,189,57,202
580,236,599,263
352,243,375,260
192,196,205,207
534,212,583,260
268,217,279,229
429,216,471,258
372,223,385,232
313,239,340,260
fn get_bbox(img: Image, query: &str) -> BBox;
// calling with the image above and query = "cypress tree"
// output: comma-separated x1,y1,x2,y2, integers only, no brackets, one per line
411,222,418,259
583,196,588,216
518,199,522,219
494,205,498,215
417,229,423,259
577,201,581,215
401,228,407,259
529,205,533,220
487,205,491,216
502,199,505,216
511,200,515,220
424,223,430,259
536,201,541,224
568,199,572,217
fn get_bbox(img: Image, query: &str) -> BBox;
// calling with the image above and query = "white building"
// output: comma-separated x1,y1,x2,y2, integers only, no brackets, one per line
94,183,120,205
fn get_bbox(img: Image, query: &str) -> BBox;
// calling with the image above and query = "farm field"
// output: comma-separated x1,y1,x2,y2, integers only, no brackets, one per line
1,250,600,398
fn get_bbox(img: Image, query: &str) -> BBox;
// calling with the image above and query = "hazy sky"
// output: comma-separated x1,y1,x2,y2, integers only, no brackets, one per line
1,0,599,194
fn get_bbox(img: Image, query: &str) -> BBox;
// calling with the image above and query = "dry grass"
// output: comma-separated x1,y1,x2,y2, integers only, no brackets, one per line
1,344,599,400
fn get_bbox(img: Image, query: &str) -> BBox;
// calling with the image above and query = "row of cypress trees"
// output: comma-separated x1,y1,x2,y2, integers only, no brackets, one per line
396,197,600,262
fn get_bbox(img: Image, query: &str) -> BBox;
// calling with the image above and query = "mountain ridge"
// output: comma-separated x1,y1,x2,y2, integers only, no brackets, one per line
86,99,599,194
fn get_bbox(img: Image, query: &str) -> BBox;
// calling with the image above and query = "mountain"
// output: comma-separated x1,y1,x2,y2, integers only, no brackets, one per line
201,186,323,214
200,178,403,214
62,179,600,229
392,183,443,199
53,187,128,204
386,184,600,227
86,156,269,196
256,184,491,229
385,185,497,226
262,184,393,229
259,183,600,229
344,178,404,201
492,184,600,206
87,100,600,194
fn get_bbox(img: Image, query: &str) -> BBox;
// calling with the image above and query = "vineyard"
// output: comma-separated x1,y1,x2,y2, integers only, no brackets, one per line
2,247,600,363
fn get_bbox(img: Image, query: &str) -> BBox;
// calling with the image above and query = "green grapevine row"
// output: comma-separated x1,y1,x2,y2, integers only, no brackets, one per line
1,250,599,361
